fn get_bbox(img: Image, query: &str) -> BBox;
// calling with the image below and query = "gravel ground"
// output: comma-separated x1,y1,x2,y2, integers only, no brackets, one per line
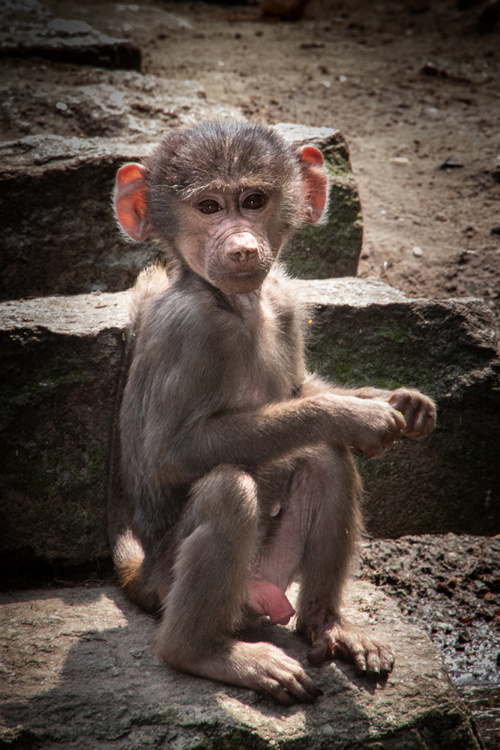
359,533,500,749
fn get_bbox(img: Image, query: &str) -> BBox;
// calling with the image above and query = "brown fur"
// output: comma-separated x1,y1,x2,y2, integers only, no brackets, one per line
109,121,436,704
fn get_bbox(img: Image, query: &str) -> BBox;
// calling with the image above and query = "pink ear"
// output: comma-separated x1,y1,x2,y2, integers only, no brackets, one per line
114,163,153,241
298,146,329,224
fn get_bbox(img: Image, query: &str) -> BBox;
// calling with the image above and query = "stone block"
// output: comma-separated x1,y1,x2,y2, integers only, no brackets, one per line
0,119,360,300
0,582,482,749
0,73,241,300
0,291,129,580
276,123,363,279
0,279,498,579
298,278,500,537
0,6,141,70
0,70,235,142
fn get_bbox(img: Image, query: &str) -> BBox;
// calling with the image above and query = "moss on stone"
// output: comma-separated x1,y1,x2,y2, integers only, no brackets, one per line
306,312,437,396
284,145,363,279
0,329,119,563
306,300,500,403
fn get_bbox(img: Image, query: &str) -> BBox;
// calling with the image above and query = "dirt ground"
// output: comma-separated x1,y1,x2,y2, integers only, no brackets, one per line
47,0,500,332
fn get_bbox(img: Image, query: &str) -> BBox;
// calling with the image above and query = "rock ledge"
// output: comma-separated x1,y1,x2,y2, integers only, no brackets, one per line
0,581,482,749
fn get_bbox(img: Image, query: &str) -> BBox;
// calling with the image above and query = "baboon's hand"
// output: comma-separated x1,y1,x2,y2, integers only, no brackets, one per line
349,398,407,457
318,395,407,457
387,388,436,439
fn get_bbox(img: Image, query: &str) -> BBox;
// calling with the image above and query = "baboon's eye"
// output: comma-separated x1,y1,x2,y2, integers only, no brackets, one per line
198,199,222,214
242,193,267,210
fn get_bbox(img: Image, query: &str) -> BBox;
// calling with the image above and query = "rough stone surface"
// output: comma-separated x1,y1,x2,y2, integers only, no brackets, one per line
276,123,363,279
0,0,141,70
0,70,235,143
1,279,498,579
0,581,483,749
0,72,241,301
297,278,500,538
0,291,130,581
0,118,360,300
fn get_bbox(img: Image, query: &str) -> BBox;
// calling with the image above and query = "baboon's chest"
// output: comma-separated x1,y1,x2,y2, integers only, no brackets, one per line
227,305,300,410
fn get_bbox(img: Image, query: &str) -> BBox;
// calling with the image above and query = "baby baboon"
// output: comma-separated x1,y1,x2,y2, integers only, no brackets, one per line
109,120,436,704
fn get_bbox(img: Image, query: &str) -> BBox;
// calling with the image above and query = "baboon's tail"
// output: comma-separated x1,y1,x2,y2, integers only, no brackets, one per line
113,530,161,614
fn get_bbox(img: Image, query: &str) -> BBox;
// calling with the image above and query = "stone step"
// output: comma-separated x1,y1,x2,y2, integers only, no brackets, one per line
0,69,242,301
0,1,141,70
298,279,500,538
0,119,361,300
0,581,482,749
1,278,498,582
